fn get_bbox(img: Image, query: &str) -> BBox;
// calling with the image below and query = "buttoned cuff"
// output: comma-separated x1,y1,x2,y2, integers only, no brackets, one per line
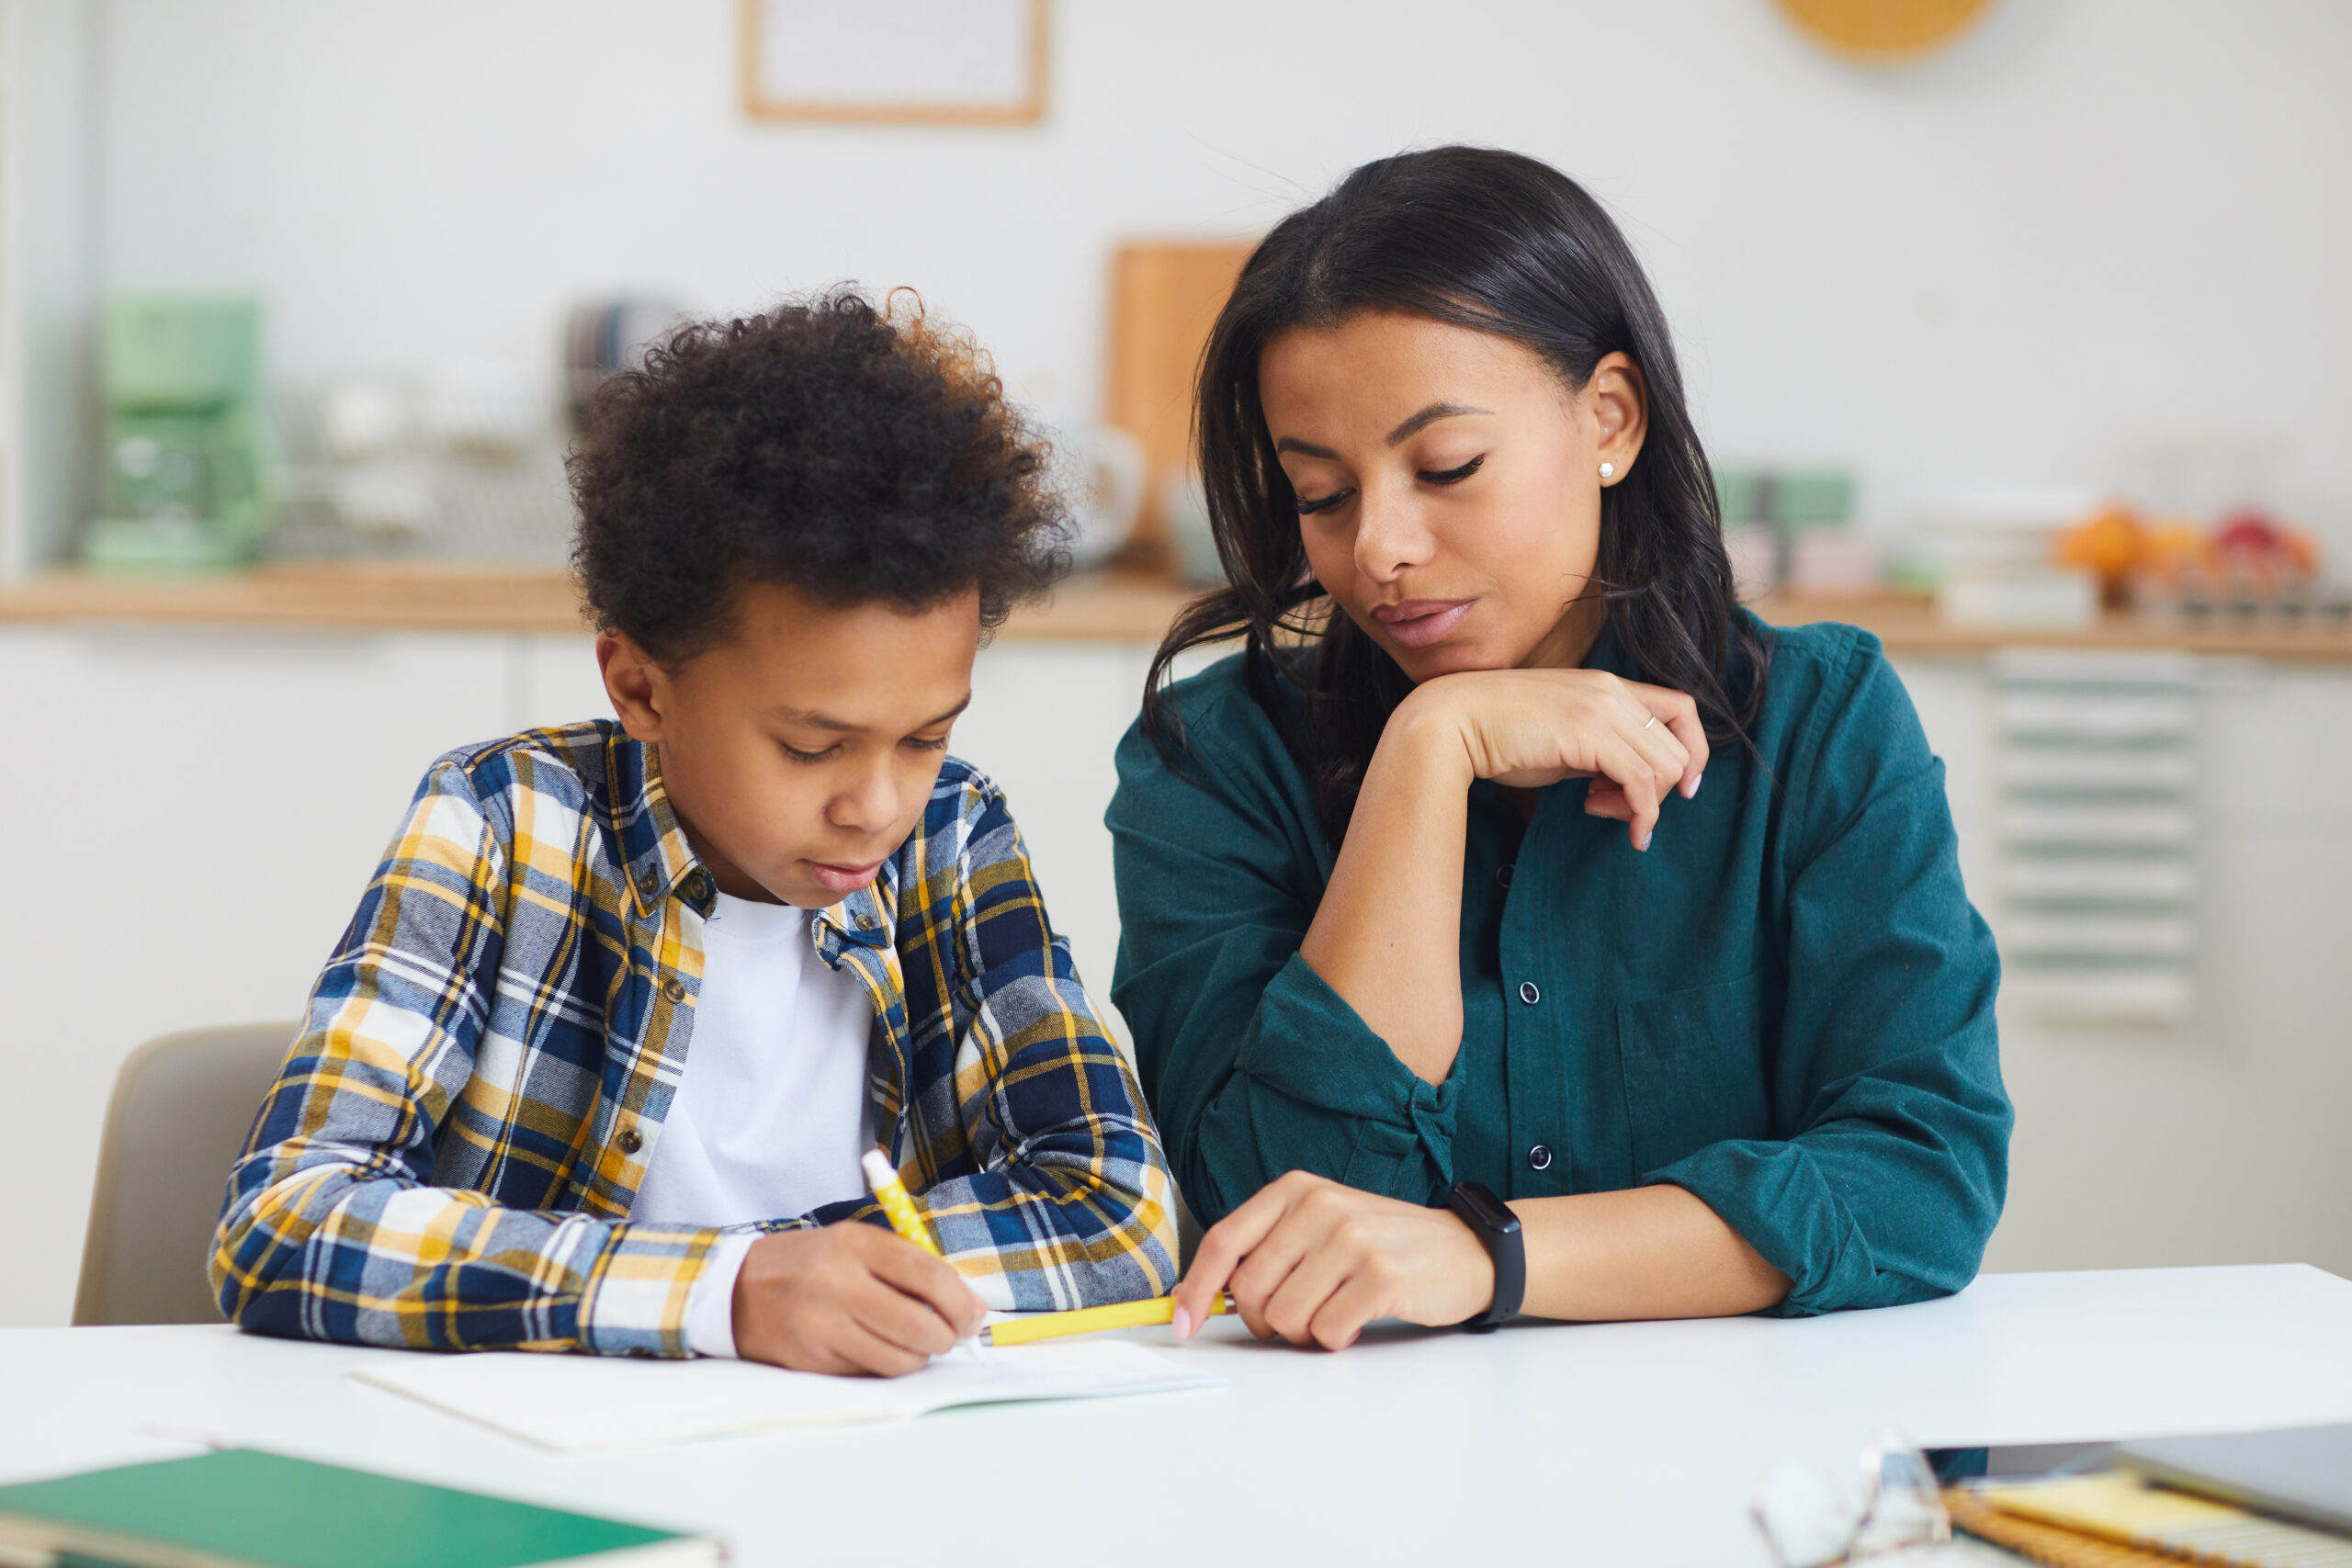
1645,1141,1865,1317
578,1224,726,1357
684,1233,759,1357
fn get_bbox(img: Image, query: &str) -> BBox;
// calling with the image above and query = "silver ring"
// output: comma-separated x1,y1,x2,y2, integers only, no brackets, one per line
1642,714,1658,730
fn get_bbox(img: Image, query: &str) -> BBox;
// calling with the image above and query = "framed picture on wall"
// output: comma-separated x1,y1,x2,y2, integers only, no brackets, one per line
739,0,1049,125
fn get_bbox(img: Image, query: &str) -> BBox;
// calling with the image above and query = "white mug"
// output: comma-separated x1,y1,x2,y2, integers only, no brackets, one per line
1057,423,1147,568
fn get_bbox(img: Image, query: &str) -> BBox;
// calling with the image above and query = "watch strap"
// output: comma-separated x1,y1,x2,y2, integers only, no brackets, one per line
1444,1179,1525,1331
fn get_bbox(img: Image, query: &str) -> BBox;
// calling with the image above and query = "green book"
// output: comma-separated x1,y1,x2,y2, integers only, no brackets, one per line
0,1449,718,1568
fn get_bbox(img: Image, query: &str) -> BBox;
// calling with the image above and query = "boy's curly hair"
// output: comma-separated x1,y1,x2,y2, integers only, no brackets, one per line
570,288,1070,663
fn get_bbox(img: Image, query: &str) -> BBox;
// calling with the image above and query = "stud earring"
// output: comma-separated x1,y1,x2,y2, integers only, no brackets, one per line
1599,461,1616,480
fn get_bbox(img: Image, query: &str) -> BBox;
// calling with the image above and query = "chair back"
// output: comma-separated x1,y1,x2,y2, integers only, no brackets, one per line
74,1021,298,1325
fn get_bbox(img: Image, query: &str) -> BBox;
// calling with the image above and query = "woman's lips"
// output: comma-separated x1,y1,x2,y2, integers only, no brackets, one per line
1372,598,1474,649
808,859,885,895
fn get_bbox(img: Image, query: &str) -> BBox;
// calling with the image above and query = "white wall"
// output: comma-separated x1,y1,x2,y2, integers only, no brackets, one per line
84,0,2352,562
1,0,102,573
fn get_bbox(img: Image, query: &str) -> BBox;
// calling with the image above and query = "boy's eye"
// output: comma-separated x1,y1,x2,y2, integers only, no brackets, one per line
1294,488,1352,516
781,742,837,763
1419,455,1485,485
904,734,951,752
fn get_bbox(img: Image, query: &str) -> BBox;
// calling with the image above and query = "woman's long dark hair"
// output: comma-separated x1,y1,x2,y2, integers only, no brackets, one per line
1141,145,1770,849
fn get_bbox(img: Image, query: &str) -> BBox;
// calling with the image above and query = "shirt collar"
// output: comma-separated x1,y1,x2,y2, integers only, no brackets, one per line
608,732,715,921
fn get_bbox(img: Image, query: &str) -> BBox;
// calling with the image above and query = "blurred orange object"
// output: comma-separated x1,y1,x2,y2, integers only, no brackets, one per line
2052,505,2145,608
2141,520,2213,582
2282,527,2323,576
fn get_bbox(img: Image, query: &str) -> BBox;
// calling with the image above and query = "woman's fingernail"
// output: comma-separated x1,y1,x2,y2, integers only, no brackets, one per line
1639,829,1655,852
1171,1306,1193,1340
1684,772,1703,799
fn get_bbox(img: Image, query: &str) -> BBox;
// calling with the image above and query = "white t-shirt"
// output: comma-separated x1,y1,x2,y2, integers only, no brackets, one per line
628,890,877,1356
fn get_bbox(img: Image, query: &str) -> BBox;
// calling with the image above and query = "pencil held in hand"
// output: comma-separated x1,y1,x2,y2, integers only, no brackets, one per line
860,1149,942,1257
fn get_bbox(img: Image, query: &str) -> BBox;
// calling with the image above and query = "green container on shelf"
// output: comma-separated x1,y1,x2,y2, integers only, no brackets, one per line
1711,466,1856,531
1713,467,1764,527
1775,468,1855,529
82,294,277,576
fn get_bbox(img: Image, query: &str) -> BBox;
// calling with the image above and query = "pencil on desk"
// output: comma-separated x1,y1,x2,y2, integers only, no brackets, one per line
983,1292,1236,1348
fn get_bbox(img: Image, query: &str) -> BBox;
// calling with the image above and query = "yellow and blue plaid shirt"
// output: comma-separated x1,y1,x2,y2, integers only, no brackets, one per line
212,722,1178,1356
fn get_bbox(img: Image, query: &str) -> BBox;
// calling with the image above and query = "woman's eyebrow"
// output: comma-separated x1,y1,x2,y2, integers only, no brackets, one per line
1273,401,1494,459
1385,401,1492,445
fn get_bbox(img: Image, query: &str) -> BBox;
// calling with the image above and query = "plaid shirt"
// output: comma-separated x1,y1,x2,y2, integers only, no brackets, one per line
212,722,1178,1356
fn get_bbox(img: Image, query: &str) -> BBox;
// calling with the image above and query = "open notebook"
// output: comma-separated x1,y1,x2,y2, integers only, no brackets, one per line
353,1340,1222,1452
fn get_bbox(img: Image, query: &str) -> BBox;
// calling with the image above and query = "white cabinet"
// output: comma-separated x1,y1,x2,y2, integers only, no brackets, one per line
1897,655,2352,1280
0,624,2343,1329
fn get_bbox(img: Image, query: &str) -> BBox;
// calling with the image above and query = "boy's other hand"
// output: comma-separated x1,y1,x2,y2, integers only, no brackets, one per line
730,1224,987,1376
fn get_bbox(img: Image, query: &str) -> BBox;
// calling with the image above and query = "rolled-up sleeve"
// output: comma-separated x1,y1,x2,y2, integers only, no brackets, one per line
1109,701,1455,1226
1647,650,2011,1315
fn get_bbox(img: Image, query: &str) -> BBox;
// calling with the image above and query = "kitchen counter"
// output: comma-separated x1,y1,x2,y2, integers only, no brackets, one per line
3,566,2349,660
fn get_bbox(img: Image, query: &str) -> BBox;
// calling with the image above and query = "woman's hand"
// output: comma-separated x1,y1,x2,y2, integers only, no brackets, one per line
1171,1171,1495,1350
1399,668,1707,850
731,1224,988,1376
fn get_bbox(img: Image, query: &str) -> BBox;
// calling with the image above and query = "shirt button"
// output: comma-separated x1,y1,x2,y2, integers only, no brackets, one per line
636,869,659,897
1528,1144,1554,1171
1496,863,1514,889
1518,980,1541,1005
618,1126,643,1155
684,871,711,902
661,976,687,1004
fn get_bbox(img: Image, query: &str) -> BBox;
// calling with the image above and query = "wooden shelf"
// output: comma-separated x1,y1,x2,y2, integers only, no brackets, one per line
0,563,591,633
1753,591,2352,663
0,562,1204,643
3,567,2347,662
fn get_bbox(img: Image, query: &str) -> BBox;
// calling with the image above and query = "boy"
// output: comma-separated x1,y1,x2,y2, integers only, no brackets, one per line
211,291,1177,1374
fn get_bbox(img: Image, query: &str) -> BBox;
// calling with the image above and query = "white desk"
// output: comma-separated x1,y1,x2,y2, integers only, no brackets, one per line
3,1266,2348,1567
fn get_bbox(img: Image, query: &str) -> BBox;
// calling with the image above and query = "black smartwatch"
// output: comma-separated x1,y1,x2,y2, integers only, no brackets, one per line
1443,1179,1524,1332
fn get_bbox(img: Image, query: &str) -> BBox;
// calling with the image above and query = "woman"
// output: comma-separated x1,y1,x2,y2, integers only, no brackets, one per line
1108,147,2010,1349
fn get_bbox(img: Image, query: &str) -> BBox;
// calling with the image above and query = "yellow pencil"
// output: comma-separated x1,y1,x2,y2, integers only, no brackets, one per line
860,1149,942,1257
984,1292,1236,1348
862,1150,989,1361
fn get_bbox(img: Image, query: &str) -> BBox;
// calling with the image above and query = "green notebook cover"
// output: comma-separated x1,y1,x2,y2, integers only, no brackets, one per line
0,1449,718,1568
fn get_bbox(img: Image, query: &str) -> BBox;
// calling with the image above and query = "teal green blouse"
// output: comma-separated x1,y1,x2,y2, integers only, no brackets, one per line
1107,615,2011,1316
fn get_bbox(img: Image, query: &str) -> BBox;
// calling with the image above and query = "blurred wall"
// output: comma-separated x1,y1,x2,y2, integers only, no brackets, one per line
1,0,101,572
85,0,2352,558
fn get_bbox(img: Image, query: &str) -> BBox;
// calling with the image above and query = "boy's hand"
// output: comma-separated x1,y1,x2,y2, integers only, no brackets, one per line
730,1224,987,1376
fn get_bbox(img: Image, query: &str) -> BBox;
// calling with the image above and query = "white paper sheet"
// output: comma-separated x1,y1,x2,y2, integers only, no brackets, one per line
351,1340,1222,1452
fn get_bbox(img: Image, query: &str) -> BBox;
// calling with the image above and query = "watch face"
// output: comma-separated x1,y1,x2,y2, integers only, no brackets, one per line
1452,1181,1519,1234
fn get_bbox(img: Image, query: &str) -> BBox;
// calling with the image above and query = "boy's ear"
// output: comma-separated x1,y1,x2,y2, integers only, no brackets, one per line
597,630,669,743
